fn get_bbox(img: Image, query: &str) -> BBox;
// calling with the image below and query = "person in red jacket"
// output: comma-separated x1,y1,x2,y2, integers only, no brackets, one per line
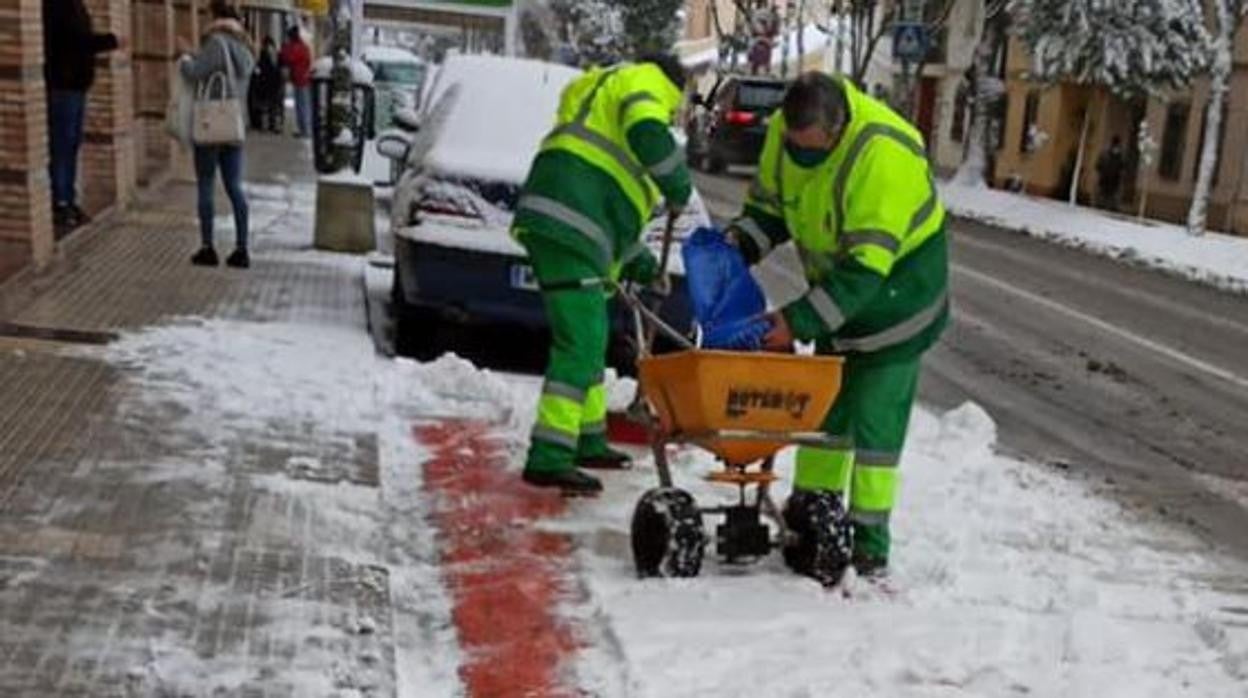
42,0,124,234
279,26,313,138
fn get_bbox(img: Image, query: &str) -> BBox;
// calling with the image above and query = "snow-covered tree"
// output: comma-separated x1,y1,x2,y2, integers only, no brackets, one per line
1137,119,1159,220
1188,0,1247,236
1012,0,1210,205
615,0,685,55
954,0,1010,186
548,0,625,65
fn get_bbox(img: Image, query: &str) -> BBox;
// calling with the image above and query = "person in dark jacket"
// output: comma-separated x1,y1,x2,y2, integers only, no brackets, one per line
1096,136,1126,210
42,0,124,233
249,37,283,133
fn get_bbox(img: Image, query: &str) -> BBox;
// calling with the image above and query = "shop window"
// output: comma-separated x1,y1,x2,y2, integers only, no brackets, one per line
1019,91,1040,153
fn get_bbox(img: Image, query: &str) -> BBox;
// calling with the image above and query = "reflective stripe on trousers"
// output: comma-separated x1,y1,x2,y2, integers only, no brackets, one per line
530,378,608,449
793,445,899,526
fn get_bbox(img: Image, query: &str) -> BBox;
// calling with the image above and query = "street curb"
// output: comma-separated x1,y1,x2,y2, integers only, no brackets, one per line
948,213,1248,298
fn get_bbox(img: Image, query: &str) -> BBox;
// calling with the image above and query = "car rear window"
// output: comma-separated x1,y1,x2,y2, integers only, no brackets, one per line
418,176,521,223
371,62,425,86
736,83,787,111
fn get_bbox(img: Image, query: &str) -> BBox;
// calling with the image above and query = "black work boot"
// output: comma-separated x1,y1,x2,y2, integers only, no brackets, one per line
782,489,853,587
852,523,891,579
68,204,92,226
522,468,603,497
191,247,220,267
852,553,889,579
577,447,632,470
226,248,251,269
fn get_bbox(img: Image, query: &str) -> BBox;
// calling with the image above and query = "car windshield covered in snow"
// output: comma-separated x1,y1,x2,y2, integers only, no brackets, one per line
393,55,580,229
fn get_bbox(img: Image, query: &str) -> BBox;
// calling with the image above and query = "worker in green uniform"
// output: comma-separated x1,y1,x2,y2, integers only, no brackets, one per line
728,73,949,580
513,54,693,496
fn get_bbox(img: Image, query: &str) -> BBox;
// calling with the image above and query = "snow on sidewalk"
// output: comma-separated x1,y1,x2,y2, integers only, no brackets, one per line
77,318,1248,696
941,181,1248,294
564,405,1248,697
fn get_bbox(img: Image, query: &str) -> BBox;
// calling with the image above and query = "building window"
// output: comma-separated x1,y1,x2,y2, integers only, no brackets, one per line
1159,102,1189,181
1019,91,1040,153
1192,101,1229,185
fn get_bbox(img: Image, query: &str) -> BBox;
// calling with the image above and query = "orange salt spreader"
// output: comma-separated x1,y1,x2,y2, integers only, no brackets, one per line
615,278,846,580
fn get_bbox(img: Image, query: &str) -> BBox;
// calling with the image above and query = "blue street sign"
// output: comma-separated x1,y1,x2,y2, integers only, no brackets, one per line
893,22,929,63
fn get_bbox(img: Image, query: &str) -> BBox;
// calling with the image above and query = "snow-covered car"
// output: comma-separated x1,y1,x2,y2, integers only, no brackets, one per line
361,45,427,133
388,54,710,365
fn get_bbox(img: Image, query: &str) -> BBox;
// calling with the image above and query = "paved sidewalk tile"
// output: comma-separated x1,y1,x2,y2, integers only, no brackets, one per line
0,136,399,696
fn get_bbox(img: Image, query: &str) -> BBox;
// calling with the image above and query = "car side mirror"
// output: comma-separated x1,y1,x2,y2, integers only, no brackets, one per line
376,131,412,162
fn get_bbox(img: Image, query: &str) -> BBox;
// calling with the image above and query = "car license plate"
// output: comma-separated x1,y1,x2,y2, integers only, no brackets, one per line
510,264,539,291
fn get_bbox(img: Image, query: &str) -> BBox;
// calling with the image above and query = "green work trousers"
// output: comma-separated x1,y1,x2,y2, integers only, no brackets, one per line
793,354,922,561
520,234,615,474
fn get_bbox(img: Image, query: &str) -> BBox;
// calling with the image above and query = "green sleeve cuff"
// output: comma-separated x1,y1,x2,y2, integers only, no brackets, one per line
627,120,692,207
782,297,830,343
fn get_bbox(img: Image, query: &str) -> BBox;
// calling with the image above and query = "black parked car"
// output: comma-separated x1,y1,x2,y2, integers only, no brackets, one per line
688,75,789,173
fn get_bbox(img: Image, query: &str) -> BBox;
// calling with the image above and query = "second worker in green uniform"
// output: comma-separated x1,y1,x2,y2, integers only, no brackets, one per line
513,55,694,496
729,73,950,580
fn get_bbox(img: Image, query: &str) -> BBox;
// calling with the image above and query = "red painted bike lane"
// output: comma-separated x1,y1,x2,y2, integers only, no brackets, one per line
416,421,583,697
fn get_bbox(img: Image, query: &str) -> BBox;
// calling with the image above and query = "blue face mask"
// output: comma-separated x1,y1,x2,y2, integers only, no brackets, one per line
785,141,833,168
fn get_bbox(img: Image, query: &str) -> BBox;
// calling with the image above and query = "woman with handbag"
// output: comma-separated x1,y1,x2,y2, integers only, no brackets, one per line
177,0,256,269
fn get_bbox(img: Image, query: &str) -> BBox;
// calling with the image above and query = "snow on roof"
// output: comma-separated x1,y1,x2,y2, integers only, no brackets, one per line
419,54,581,183
311,56,375,85
361,45,424,65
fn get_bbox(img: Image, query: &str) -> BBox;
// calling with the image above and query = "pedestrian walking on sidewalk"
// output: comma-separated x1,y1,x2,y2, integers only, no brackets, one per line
250,37,283,133
1096,137,1126,211
178,0,256,269
42,0,124,236
280,26,314,138
512,54,694,496
726,73,949,582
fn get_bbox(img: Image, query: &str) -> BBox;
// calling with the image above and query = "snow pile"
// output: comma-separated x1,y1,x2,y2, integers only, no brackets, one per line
76,313,1248,695
942,181,1248,294
564,401,1248,696
311,56,375,85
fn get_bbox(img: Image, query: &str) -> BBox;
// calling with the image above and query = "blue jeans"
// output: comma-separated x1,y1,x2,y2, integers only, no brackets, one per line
194,145,249,250
293,85,312,137
48,90,87,207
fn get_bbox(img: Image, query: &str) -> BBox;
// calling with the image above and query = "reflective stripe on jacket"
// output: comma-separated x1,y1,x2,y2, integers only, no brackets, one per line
513,63,686,274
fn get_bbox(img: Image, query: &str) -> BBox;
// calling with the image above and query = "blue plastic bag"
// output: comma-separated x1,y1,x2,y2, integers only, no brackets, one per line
681,226,771,350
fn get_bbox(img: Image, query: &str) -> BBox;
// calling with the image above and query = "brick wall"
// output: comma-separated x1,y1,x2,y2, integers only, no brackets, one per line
169,0,199,181
132,0,174,185
82,0,137,216
0,0,53,270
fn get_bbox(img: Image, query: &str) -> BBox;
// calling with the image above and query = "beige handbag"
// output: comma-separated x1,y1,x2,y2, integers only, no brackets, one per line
191,36,246,145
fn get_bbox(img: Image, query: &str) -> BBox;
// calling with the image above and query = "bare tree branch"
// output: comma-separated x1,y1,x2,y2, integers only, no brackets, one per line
926,0,958,30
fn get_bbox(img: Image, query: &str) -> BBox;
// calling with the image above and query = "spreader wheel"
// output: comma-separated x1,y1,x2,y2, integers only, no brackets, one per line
631,487,706,578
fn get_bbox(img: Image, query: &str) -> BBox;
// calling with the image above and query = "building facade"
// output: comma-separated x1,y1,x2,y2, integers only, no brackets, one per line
0,0,308,285
989,25,1248,235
